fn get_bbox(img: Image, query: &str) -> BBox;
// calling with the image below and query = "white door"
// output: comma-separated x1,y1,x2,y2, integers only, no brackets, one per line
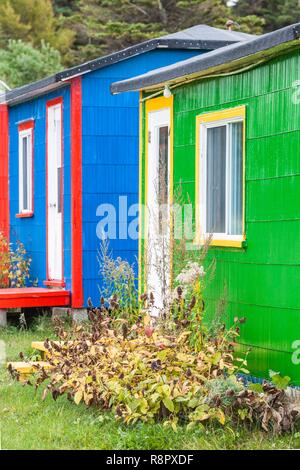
47,103,63,281
147,108,171,316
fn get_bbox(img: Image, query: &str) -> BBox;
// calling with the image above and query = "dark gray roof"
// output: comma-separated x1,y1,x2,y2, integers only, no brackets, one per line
0,25,256,106
111,23,300,94
57,26,255,82
161,24,254,42
0,74,61,106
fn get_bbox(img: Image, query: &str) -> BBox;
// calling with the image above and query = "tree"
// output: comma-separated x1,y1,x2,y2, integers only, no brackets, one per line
67,0,263,64
53,0,78,16
232,0,300,32
0,0,267,86
0,39,62,88
0,0,74,56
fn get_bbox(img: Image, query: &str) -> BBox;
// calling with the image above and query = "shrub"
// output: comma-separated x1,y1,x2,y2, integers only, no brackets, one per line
10,257,300,435
18,311,240,430
96,238,139,323
11,307,300,434
0,232,10,288
0,232,33,288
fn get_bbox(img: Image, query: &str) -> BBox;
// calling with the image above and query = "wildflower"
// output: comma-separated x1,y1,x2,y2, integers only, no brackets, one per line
176,262,206,286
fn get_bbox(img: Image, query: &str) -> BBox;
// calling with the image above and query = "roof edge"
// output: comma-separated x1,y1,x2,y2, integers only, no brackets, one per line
58,38,245,81
110,23,300,94
3,33,251,106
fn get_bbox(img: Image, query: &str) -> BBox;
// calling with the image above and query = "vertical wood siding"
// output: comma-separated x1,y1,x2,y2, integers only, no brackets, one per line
8,88,71,291
81,49,204,306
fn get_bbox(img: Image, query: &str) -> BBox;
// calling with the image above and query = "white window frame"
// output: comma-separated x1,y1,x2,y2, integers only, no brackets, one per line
198,111,245,246
19,128,33,214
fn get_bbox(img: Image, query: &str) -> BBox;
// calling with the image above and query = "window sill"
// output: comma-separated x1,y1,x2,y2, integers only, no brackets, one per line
210,239,246,248
194,237,247,249
16,212,34,219
44,280,66,288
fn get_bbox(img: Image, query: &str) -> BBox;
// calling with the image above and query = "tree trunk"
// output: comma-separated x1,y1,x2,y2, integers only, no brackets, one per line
157,0,168,25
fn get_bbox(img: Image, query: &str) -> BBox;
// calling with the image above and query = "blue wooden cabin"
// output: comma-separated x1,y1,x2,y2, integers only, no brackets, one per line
0,26,254,311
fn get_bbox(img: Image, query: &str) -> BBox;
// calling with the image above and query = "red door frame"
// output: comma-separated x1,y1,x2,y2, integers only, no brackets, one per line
0,104,9,240
45,97,65,287
70,77,84,308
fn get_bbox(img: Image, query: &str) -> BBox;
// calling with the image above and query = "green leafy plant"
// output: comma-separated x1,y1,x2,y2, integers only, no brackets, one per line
13,312,238,430
269,370,291,390
11,310,300,435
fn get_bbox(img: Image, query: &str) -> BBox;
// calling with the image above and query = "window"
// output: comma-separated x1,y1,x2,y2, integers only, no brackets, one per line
18,121,34,216
196,106,245,247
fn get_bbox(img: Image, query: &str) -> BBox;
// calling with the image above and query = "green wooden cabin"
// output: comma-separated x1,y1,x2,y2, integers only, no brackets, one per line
112,23,300,385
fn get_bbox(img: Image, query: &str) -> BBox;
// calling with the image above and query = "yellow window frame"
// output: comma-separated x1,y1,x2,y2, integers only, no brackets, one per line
195,105,246,248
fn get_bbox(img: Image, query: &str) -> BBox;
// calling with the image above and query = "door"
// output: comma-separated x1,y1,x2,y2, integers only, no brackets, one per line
47,102,63,282
147,107,171,316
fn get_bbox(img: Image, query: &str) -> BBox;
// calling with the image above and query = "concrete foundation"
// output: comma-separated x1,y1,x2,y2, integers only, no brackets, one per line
52,307,70,320
72,309,88,323
51,307,88,323
0,309,7,327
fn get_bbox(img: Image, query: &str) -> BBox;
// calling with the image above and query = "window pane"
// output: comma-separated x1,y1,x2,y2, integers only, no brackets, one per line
158,126,169,233
206,126,226,233
228,122,243,236
22,136,28,211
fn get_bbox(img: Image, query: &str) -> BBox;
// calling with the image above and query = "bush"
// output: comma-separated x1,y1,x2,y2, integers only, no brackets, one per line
20,311,240,430
96,239,139,323
0,232,33,288
11,307,299,434
10,258,300,435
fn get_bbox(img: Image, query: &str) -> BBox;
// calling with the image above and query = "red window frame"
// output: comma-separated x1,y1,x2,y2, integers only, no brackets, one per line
16,119,35,218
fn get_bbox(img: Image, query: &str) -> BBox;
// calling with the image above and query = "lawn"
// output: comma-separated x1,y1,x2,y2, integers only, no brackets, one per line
0,318,299,450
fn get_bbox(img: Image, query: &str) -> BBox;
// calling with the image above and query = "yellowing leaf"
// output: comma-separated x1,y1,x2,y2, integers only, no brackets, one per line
150,393,160,403
163,397,174,413
186,421,196,431
211,352,222,365
74,390,83,405
171,422,178,433
217,410,226,426
161,384,171,396
188,398,199,409
177,352,194,363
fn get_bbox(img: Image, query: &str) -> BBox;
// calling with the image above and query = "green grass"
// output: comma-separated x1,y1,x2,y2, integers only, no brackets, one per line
0,318,299,450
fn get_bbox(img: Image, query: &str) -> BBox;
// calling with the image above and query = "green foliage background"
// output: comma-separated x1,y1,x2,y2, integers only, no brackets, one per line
0,0,299,88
